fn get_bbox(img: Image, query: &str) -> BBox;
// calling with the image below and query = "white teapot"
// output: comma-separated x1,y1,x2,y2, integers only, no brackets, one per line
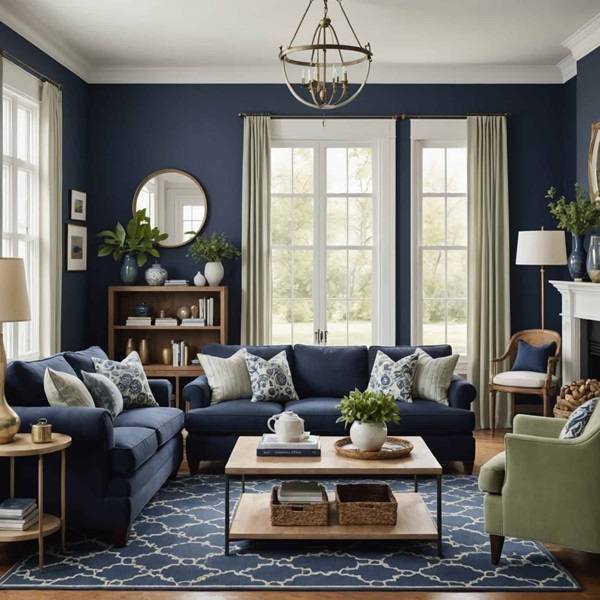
267,411,307,443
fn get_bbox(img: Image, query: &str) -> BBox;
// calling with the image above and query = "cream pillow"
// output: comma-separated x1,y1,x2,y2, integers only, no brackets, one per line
411,348,459,405
198,349,253,404
44,367,95,408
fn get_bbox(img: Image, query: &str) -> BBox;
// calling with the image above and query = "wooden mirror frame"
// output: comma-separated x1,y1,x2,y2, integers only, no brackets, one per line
588,121,600,201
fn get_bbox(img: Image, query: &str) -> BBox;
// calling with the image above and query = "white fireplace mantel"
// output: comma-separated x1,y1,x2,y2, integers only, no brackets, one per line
550,280,600,383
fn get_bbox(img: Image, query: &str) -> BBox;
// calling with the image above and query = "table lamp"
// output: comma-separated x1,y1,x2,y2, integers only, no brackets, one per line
0,258,31,444
516,229,567,330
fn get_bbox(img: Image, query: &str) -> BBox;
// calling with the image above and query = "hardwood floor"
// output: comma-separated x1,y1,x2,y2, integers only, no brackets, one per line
2,429,599,599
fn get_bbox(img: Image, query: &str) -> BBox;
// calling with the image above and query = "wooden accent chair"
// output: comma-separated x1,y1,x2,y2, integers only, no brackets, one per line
489,329,561,434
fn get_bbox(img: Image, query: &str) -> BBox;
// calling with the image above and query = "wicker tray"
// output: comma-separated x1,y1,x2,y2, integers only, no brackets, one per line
270,486,329,527
335,484,397,526
334,437,413,460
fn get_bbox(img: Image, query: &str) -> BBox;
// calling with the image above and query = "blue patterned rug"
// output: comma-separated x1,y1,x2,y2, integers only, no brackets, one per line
0,475,579,591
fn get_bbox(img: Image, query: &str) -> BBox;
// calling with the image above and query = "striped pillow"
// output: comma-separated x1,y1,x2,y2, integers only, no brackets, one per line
199,349,252,404
411,348,459,405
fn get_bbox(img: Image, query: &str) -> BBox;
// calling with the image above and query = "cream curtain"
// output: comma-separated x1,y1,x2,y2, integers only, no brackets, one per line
467,116,511,429
241,116,272,345
39,82,62,355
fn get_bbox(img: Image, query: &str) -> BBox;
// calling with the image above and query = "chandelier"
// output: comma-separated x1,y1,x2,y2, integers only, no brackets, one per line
279,0,373,110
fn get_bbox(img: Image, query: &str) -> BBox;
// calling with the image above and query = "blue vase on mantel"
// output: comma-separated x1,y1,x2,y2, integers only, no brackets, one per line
568,233,587,282
120,253,138,285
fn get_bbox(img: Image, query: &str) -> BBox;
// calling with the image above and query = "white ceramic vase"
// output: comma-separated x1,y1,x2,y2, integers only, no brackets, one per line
350,421,387,452
193,271,207,286
204,261,224,286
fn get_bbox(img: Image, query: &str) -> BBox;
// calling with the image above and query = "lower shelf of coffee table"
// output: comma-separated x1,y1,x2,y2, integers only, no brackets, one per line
229,491,437,540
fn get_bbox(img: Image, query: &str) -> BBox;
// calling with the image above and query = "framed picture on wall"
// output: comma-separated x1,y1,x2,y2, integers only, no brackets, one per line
66,224,87,271
70,189,87,221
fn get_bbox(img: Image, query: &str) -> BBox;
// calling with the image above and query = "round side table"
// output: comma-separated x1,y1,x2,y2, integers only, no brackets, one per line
0,433,71,572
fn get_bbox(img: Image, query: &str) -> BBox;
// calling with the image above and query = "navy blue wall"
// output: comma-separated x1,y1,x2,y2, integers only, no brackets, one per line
87,83,568,347
563,76,577,192
0,23,87,351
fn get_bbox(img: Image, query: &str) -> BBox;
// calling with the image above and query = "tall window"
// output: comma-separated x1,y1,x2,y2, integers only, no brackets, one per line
270,120,395,347
2,70,41,361
411,121,468,362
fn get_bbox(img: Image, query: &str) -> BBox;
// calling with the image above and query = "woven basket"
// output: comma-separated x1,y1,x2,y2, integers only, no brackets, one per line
335,484,397,526
270,486,329,527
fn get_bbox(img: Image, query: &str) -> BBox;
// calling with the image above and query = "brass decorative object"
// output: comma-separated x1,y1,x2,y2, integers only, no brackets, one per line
139,339,150,364
279,0,372,110
162,347,173,366
31,418,52,443
125,338,136,356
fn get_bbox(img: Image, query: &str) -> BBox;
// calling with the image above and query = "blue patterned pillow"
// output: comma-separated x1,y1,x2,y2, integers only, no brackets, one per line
244,350,299,403
367,350,418,402
559,397,599,439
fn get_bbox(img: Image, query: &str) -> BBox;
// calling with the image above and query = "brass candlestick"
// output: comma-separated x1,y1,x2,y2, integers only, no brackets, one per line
0,332,20,444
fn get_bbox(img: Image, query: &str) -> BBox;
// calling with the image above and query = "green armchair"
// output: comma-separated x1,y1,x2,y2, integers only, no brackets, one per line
478,402,600,563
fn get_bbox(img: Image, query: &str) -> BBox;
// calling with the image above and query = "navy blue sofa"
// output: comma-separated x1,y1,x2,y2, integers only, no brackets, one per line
3,346,184,546
183,344,477,474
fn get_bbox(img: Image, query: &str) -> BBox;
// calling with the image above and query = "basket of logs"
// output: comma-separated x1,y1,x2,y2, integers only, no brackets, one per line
554,379,600,419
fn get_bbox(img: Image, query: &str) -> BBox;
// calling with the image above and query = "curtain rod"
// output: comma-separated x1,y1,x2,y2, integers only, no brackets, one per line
238,112,511,119
1,49,62,90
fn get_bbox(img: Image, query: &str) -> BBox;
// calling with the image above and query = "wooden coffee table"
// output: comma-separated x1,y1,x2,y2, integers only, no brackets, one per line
224,436,443,557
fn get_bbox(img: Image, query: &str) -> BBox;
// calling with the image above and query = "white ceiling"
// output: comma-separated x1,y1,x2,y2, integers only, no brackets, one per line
0,0,599,83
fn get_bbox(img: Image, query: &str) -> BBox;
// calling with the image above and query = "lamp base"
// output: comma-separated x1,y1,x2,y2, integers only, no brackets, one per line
0,332,19,444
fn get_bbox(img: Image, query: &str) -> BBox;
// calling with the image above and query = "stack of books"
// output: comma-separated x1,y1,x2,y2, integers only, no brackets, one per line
277,482,324,504
199,297,215,326
126,316,152,326
0,498,39,531
181,318,205,327
257,433,321,457
164,279,189,287
155,317,178,326
171,340,189,366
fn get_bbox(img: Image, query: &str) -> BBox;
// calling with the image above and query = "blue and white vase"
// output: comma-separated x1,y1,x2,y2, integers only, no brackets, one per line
568,233,587,281
120,253,138,285
145,262,168,286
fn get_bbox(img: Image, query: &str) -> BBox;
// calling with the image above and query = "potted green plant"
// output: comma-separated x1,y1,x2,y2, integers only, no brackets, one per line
187,232,241,286
97,209,168,284
336,389,400,452
547,185,600,281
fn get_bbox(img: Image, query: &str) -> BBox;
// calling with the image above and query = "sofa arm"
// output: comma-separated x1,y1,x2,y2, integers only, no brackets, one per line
149,379,173,407
448,374,476,410
182,376,211,409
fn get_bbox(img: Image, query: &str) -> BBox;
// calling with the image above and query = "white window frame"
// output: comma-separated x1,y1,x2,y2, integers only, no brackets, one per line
271,119,396,345
410,120,468,372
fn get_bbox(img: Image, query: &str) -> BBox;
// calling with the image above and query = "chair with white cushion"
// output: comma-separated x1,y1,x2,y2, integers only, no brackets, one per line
489,329,561,434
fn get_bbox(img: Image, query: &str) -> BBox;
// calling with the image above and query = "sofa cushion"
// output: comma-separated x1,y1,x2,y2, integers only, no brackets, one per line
5,355,78,407
111,426,158,475
285,397,475,435
478,452,506,494
199,349,252,404
412,349,459,405
113,407,184,447
293,345,369,399
368,345,452,374
203,344,295,374
82,371,124,418
44,368,95,408
63,346,109,380
367,350,419,402
245,350,299,403
185,400,283,434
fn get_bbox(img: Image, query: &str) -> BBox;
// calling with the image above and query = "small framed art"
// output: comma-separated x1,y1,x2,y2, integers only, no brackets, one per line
70,189,87,221
66,224,87,271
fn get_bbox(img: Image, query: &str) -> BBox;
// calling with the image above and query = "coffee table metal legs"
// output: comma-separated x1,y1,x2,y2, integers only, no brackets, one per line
437,474,443,557
224,474,230,556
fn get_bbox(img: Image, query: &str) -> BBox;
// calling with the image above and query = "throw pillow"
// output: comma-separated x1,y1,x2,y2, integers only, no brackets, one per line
367,350,419,402
43,368,95,408
411,348,459,405
82,371,124,418
92,351,158,409
511,340,556,373
244,350,299,403
198,349,253,404
559,397,599,439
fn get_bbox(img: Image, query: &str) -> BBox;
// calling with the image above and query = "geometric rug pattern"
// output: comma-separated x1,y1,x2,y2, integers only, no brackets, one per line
0,475,579,591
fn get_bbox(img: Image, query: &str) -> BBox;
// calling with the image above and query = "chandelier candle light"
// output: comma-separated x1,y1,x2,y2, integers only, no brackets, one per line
279,0,372,109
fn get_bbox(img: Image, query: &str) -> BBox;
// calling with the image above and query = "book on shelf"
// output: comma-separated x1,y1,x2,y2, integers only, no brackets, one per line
164,280,189,286
277,482,324,503
0,510,39,531
198,297,215,326
0,498,36,518
181,318,206,327
258,433,320,449
125,316,152,326
154,318,178,326
171,340,189,367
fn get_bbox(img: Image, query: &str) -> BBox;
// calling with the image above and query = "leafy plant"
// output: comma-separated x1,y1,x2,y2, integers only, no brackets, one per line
187,232,241,263
547,185,600,235
97,209,168,267
336,389,400,426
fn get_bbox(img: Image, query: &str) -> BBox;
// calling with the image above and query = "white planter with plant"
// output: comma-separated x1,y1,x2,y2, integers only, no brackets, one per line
336,389,400,452
187,232,241,286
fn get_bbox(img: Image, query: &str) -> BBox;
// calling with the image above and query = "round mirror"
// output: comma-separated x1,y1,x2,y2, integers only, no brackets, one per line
588,121,600,201
132,169,208,248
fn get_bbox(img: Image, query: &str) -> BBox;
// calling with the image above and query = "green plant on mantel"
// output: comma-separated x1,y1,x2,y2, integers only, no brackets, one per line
547,184,600,234
97,209,168,267
187,232,241,263
336,389,400,426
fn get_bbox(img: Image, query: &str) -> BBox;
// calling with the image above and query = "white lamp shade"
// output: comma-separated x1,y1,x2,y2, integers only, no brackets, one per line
516,230,567,266
0,258,31,323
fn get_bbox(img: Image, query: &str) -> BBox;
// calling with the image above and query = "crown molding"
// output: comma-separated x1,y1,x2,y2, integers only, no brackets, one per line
556,55,577,82
88,63,564,85
562,12,600,62
0,4,90,81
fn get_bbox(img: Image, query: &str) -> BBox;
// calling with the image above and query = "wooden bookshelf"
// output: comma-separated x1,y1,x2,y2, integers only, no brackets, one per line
108,285,228,408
